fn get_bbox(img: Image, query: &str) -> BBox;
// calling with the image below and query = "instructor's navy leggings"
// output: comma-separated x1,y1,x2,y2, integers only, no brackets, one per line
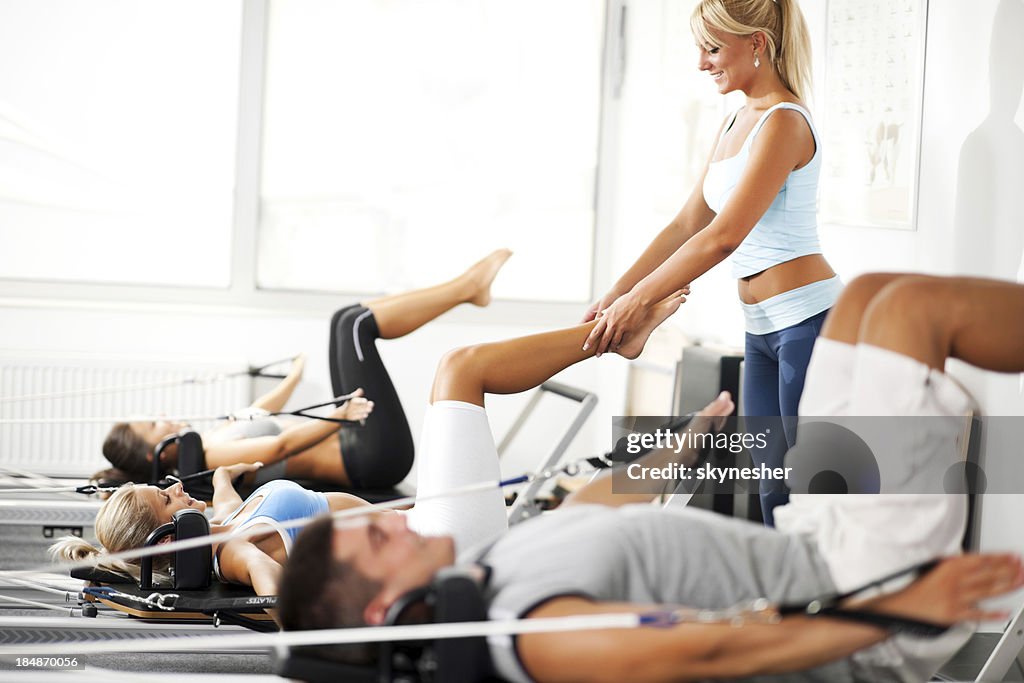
742,309,829,526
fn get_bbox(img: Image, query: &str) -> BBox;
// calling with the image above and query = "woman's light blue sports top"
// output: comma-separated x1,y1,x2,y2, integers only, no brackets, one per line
703,102,841,335
703,102,823,279
213,480,328,580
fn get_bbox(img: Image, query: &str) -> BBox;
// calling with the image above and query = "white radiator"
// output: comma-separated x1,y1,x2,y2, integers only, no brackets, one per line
0,354,253,476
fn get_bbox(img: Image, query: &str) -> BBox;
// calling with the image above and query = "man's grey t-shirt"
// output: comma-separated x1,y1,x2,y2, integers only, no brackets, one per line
460,504,851,683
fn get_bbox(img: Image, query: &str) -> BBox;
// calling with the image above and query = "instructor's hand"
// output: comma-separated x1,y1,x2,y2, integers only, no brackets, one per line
583,290,650,357
581,290,624,324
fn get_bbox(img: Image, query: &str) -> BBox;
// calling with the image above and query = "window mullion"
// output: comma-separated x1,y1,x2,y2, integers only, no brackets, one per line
590,0,628,304
231,0,270,300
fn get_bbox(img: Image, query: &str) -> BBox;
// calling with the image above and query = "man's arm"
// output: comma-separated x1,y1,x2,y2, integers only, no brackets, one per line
518,554,1024,683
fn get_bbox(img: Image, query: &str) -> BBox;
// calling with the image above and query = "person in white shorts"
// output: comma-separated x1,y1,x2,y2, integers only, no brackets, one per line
405,290,690,553
777,272,1024,679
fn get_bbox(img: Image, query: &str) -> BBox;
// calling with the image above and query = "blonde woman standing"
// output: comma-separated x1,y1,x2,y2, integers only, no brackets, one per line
584,0,839,525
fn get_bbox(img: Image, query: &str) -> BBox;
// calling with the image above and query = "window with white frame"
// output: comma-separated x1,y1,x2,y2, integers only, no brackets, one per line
257,0,604,302
0,0,242,288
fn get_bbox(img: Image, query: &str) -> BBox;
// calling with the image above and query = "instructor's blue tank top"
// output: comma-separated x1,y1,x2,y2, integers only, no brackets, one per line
703,102,823,279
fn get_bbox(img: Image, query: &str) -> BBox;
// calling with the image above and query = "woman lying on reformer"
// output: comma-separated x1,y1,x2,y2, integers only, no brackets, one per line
51,284,709,598
94,249,514,491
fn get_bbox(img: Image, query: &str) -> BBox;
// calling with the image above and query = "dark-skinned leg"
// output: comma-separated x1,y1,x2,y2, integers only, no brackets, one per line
430,294,684,406
819,272,908,344
860,275,1024,372
363,249,512,339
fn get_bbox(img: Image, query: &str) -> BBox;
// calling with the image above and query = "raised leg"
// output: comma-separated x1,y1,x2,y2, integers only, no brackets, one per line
363,249,512,339
799,275,909,417
430,294,684,406
819,273,907,344
328,305,413,488
860,275,1024,372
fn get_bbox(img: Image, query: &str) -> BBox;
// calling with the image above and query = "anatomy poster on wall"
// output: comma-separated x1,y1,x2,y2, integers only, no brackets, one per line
821,0,927,230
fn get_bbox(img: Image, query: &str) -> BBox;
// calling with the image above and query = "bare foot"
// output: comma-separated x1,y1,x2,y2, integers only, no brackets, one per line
463,249,513,306
698,391,734,418
690,391,734,434
666,392,734,467
614,291,686,360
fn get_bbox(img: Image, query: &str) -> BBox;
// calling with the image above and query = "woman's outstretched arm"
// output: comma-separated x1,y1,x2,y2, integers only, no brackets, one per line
204,392,373,469
585,111,815,355
585,184,714,322
250,354,306,413
583,118,727,323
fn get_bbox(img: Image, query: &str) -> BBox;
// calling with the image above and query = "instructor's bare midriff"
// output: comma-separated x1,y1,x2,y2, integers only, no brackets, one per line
737,253,835,305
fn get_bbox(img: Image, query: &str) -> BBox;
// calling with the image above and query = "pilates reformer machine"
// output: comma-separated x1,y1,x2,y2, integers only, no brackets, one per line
0,375,716,680
0,375,596,552
4,363,1024,680
136,380,597,516
0,528,987,683
0,380,599,628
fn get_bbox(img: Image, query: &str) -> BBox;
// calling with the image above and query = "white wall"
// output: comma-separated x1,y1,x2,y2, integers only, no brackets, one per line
819,0,1024,591
926,0,1024,626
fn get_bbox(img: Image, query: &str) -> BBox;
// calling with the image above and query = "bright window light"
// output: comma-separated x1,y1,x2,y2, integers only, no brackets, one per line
0,1,242,287
258,0,603,301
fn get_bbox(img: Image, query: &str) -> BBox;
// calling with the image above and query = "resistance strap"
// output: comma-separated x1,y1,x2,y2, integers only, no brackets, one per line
0,391,362,426
0,580,952,659
0,356,298,404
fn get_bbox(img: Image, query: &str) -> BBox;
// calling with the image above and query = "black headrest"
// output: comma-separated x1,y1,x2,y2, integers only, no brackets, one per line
70,566,134,584
420,567,495,683
275,568,496,683
152,429,205,485
138,507,212,590
175,431,206,478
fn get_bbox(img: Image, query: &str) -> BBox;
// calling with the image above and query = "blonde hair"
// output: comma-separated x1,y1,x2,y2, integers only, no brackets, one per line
49,484,170,583
691,0,813,101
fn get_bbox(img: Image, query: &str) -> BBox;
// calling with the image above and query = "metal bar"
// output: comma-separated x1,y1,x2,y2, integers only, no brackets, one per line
496,391,544,456
976,602,1024,682
507,385,598,525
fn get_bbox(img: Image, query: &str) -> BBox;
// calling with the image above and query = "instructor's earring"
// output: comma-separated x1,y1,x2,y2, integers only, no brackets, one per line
753,53,761,68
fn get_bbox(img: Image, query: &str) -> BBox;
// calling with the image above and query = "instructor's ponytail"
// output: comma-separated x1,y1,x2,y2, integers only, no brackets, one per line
774,0,812,102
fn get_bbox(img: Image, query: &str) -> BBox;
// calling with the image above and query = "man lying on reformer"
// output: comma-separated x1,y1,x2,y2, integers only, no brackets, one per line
279,273,1024,682
94,249,513,490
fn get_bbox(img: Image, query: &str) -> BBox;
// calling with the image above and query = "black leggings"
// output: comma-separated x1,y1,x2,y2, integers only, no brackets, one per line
329,304,415,489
